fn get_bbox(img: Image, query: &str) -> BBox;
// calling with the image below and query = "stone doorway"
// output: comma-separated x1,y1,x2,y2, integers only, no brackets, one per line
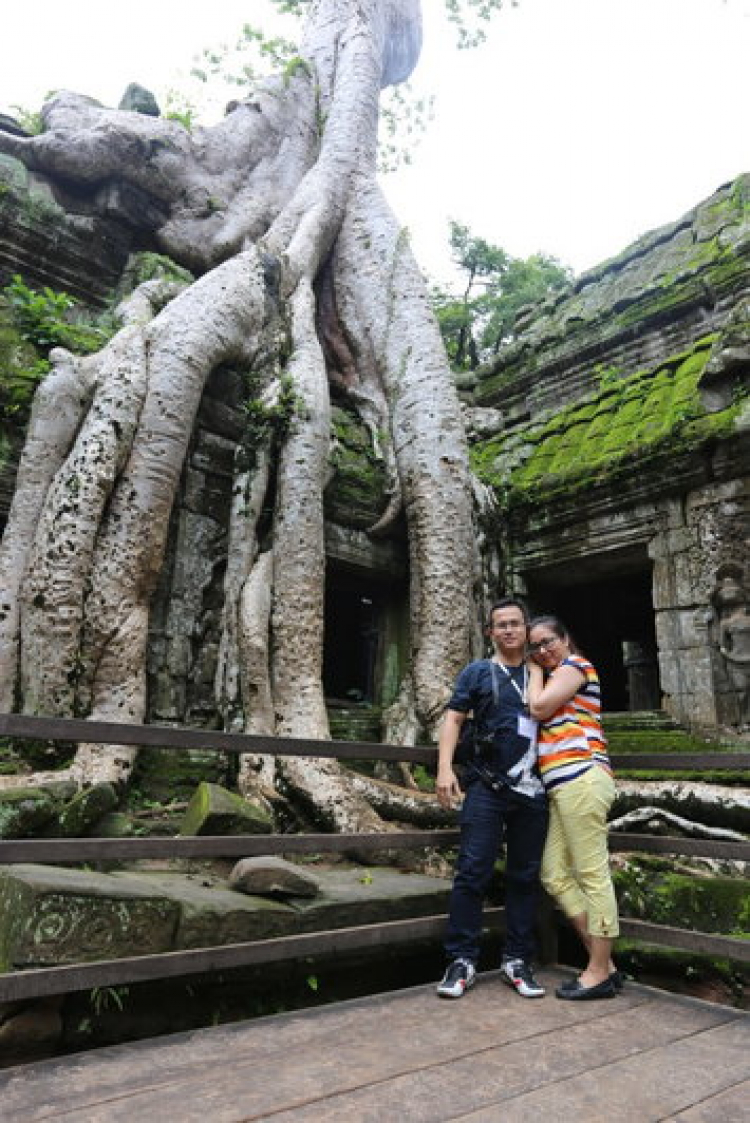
323,573,385,705
526,560,661,713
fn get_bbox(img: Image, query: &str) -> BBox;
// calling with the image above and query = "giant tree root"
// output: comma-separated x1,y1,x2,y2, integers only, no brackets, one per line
610,806,747,842
614,781,750,834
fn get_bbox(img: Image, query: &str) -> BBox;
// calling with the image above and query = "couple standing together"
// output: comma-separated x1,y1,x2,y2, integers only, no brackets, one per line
436,597,620,1001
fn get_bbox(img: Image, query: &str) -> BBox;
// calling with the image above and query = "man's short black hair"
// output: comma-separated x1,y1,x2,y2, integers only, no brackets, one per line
487,596,530,626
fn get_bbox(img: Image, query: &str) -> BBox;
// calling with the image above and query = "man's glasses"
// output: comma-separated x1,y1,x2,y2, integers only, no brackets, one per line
527,636,559,654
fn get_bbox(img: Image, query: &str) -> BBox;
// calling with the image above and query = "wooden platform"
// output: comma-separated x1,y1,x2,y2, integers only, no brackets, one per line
2,969,748,1122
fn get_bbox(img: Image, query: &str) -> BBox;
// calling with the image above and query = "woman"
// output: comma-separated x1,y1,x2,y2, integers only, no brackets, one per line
527,615,621,1000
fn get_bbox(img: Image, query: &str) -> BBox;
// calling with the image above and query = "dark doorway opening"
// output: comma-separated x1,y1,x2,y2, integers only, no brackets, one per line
526,561,660,712
323,574,383,704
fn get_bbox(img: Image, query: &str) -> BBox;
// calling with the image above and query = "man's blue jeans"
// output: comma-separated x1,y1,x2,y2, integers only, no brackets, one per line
444,776,548,965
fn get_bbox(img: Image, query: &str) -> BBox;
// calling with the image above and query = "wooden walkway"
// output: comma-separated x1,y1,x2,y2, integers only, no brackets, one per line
2,969,748,1122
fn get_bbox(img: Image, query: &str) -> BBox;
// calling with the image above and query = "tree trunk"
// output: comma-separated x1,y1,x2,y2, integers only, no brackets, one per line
0,0,478,829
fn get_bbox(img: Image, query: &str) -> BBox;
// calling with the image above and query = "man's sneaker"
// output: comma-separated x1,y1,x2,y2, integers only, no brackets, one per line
500,958,545,998
437,958,476,998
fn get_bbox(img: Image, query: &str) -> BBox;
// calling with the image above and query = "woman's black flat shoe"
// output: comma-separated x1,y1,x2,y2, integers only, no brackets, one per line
559,970,624,993
555,977,616,1000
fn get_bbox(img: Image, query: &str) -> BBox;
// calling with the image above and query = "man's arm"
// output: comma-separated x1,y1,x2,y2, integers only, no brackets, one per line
436,708,467,810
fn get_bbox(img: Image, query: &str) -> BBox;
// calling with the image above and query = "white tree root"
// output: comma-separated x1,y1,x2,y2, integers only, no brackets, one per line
336,180,480,735
20,326,148,716
0,349,94,711
267,281,388,833
614,780,750,835
348,770,453,827
609,806,747,842
216,443,273,730
236,550,277,802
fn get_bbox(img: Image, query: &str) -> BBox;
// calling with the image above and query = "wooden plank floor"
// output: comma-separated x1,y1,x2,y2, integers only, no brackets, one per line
2,969,748,1122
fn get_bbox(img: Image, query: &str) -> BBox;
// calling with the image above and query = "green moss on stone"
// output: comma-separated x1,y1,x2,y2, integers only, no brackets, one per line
327,707,383,743
0,788,57,838
59,783,118,838
471,333,748,509
121,251,194,290
614,940,748,1006
94,812,136,838
615,769,749,784
610,210,750,334
606,729,732,754
614,861,750,936
0,865,180,970
324,405,389,528
179,782,273,837
130,746,228,804
0,154,30,192
475,176,750,409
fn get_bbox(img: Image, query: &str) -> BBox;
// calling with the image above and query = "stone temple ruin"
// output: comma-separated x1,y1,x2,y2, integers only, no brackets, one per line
466,178,750,738
0,112,748,745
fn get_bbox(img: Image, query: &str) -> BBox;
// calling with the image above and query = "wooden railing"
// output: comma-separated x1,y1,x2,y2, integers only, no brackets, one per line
0,713,748,1005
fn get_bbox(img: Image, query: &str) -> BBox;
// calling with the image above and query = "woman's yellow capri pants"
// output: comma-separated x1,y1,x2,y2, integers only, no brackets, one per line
541,765,619,938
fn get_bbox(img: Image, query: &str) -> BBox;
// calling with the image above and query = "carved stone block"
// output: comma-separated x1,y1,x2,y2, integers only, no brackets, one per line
0,865,179,969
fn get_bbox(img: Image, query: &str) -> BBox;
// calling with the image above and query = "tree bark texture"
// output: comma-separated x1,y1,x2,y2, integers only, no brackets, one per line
0,0,479,830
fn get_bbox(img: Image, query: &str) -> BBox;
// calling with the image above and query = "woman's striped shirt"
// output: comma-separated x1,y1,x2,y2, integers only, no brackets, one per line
537,655,612,790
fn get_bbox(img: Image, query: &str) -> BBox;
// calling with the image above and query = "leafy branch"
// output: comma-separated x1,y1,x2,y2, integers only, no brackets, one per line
432,221,571,369
442,0,517,49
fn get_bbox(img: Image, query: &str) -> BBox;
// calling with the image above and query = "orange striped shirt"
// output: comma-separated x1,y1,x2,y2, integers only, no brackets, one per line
537,655,612,790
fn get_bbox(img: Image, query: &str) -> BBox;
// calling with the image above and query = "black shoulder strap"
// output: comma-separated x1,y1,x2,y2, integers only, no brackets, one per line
488,659,500,708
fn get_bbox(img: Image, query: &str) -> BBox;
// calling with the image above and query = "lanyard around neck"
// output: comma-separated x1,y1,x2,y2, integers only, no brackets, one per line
491,659,528,706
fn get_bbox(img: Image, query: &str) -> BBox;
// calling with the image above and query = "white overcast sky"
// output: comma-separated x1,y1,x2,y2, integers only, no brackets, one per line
1,0,749,283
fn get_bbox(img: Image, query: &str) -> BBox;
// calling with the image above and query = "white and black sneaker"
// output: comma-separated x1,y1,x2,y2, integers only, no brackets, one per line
437,958,477,999
500,958,545,998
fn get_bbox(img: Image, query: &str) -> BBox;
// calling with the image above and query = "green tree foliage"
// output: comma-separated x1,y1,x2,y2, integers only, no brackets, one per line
162,20,301,129
2,275,110,354
432,221,571,370
0,276,114,443
4,274,76,348
443,0,517,49
163,1,513,169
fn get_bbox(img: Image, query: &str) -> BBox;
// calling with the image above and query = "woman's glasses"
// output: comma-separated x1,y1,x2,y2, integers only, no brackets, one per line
528,636,560,654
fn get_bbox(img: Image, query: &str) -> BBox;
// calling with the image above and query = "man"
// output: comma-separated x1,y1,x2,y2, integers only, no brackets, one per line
436,597,548,999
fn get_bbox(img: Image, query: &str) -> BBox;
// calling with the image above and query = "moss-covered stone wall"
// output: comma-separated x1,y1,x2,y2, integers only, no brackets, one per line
0,153,132,307
466,174,750,735
470,174,750,418
471,335,747,514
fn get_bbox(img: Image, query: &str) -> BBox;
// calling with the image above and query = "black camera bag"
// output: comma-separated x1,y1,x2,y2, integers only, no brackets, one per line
453,660,501,767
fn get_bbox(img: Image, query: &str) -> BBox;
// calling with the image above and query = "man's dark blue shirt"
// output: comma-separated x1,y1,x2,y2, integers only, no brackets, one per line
448,658,544,798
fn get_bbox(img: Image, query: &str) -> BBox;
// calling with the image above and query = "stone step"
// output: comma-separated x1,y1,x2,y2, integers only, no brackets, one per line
605,729,731,754
604,714,747,756
328,707,383,744
130,747,231,804
603,711,682,731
